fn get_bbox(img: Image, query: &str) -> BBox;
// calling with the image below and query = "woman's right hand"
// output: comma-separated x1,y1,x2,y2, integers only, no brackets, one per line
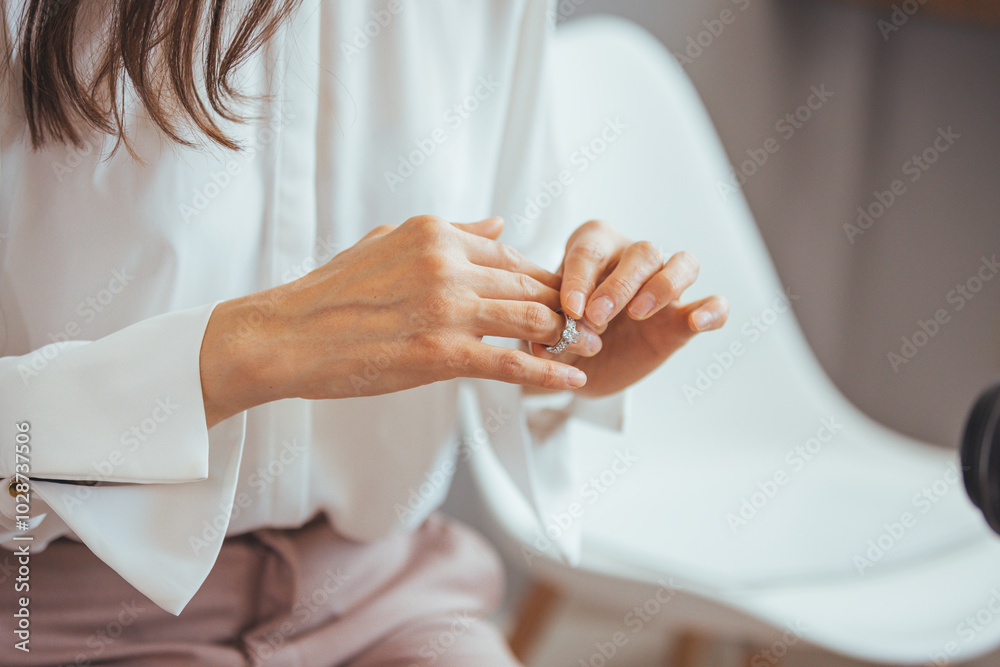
199,215,593,428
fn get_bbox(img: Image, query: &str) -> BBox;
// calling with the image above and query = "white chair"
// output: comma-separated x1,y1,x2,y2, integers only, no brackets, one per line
462,16,1000,666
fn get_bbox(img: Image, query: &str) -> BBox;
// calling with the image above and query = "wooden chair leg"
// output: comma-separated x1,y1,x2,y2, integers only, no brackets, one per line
665,630,705,667
507,579,562,662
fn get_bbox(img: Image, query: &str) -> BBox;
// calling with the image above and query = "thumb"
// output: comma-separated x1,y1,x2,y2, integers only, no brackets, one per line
452,216,504,240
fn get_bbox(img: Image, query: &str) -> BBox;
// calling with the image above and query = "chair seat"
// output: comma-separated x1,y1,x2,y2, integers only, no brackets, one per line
575,367,989,589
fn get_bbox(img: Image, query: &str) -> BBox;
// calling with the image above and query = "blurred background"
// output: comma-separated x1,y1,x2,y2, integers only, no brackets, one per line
444,0,1000,665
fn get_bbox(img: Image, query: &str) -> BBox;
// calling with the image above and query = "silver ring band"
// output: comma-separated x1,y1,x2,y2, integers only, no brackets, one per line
546,315,579,354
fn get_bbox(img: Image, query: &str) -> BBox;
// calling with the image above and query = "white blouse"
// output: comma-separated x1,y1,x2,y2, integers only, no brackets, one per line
0,0,624,614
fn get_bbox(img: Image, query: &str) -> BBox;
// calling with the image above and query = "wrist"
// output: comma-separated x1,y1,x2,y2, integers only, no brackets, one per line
200,293,290,428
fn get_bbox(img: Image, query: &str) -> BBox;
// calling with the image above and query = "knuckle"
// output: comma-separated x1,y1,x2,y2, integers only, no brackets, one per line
421,291,456,324
675,250,700,276
608,274,636,298
660,271,680,298
523,303,551,337
540,361,561,389
407,214,450,240
442,342,473,375
515,271,536,296
435,336,463,360
407,308,435,332
574,241,606,264
580,219,607,235
632,240,663,266
496,352,526,381
412,331,447,363
498,242,522,270
419,251,452,280
402,215,428,229
405,213,444,227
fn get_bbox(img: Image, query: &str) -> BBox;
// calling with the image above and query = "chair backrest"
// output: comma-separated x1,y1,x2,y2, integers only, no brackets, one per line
553,21,843,422
550,11,982,566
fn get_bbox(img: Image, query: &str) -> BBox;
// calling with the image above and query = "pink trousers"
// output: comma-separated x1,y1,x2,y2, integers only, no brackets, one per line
2,514,521,666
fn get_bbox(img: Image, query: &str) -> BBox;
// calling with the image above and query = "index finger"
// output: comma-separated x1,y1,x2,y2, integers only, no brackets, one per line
560,221,625,319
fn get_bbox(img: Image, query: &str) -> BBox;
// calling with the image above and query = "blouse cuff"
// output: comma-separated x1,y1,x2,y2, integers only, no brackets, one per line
31,413,246,615
0,303,225,482
520,388,628,434
0,302,249,614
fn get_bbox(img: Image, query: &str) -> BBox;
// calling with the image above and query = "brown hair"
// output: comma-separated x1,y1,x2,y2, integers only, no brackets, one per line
2,0,301,152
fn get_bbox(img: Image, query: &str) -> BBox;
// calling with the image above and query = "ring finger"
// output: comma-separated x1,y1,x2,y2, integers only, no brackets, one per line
528,317,603,360
474,301,602,357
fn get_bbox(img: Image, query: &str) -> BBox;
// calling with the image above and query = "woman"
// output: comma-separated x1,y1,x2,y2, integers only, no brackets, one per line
0,0,728,664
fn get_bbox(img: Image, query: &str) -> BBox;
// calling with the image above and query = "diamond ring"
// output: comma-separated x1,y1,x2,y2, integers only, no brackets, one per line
545,315,579,354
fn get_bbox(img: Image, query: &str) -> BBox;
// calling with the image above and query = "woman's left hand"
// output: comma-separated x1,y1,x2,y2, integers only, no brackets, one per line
529,220,729,397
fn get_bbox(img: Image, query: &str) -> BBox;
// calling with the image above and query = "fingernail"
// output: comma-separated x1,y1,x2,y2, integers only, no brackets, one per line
580,330,602,355
567,368,587,388
628,293,656,319
692,309,715,331
566,291,585,318
587,296,614,326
